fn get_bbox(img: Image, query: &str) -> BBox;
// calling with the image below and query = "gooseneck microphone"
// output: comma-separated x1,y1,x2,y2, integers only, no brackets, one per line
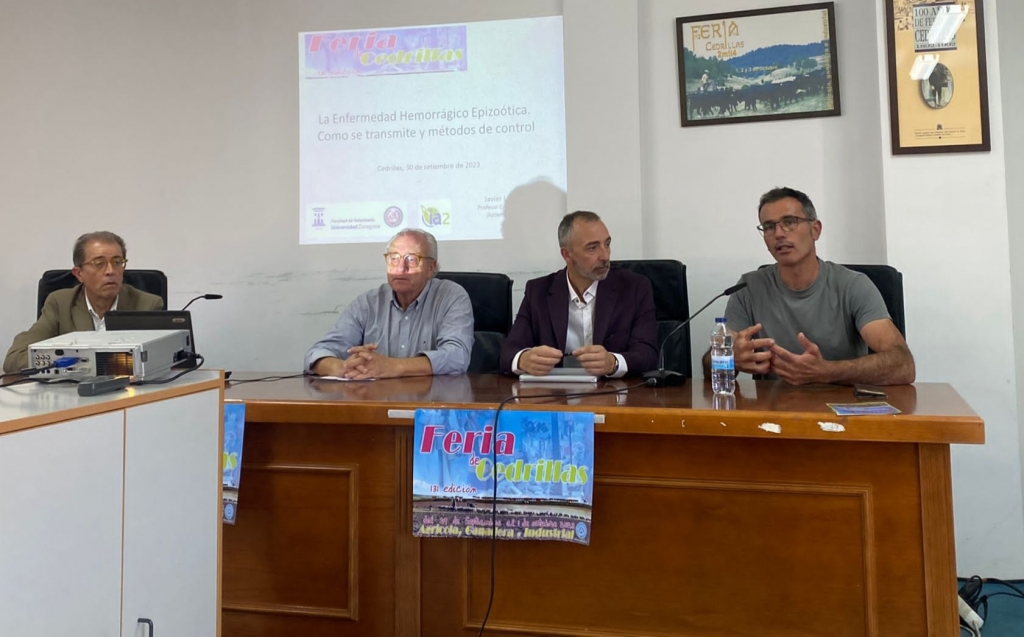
181,294,223,311
642,282,748,387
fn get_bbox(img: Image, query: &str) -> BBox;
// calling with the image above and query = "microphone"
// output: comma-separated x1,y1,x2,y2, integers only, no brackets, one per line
181,294,223,311
642,282,748,387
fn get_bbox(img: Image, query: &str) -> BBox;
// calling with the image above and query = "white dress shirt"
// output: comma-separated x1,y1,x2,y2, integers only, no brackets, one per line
513,271,627,377
85,293,118,331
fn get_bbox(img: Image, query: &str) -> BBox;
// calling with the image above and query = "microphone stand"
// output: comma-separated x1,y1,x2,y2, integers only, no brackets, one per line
181,294,223,311
643,283,747,388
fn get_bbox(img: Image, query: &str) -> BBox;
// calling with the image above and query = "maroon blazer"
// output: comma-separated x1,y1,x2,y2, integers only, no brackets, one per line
499,268,658,374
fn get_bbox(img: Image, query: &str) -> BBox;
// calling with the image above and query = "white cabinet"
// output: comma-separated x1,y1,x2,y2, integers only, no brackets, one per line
0,411,125,637
0,373,222,637
122,390,221,637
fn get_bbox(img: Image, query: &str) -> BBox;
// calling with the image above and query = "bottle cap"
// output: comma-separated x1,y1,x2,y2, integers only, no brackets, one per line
715,317,727,323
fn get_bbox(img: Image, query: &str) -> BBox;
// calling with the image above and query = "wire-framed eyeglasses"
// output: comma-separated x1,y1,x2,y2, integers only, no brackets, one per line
756,216,813,236
80,257,128,270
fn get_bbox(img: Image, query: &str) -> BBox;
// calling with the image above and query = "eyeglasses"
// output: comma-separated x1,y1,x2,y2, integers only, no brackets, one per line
383,252,433,268
756,216,813,236
80,257,128,270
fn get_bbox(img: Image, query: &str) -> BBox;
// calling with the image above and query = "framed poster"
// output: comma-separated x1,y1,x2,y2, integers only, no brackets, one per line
675,3,841,127
884,0,990,153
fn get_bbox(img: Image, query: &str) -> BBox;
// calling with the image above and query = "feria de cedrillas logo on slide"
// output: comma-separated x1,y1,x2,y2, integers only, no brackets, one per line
303,25,468,78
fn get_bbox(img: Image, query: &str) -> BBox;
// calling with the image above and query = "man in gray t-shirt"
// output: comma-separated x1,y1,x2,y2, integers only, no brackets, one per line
704,187,915,385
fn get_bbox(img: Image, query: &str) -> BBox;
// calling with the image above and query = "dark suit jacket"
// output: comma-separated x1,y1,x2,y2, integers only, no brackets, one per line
3,284,164,373
499,268,658,374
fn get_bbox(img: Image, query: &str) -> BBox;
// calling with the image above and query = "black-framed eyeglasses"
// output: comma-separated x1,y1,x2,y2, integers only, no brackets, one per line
756,216,812,236
80,257,128,270
383,252,433,268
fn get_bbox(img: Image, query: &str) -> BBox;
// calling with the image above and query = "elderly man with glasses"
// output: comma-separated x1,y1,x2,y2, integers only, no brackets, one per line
305,228,473,379
3,231,164,373
701,187,915,386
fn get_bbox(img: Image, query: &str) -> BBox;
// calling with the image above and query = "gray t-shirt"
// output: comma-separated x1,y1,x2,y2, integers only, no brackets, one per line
724,260,891,363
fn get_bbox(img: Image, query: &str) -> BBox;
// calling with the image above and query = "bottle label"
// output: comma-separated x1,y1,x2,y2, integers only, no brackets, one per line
711,355,734,371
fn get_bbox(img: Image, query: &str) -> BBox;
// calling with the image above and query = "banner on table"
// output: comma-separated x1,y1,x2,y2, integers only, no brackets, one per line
412,408,594,545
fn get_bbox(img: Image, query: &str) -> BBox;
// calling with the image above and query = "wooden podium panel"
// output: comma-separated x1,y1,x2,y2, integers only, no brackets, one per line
222,423,394,636
223,375,981,637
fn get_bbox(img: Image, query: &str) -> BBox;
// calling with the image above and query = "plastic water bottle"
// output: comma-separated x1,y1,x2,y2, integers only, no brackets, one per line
711,317,735,395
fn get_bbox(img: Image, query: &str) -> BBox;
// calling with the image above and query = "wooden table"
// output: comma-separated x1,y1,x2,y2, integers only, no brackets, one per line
223,374,983,637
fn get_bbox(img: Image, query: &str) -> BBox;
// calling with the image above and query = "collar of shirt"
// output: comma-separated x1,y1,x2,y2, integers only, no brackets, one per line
390,277,434,311
85,292,118,331
567,270,599,308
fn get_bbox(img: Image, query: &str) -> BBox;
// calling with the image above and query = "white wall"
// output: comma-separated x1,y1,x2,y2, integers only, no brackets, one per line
638,0,888,382
874,0,1024,576
1000,0,1024,560
0,0,644,372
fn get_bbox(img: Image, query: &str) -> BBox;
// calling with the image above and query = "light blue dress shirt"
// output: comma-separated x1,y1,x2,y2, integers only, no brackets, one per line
304,278,474,375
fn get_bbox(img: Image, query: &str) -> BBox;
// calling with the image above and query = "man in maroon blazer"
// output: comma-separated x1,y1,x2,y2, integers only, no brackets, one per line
500,211,658,377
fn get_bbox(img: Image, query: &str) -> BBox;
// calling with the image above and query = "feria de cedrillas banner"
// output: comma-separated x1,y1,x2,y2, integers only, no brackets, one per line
412,409,595,545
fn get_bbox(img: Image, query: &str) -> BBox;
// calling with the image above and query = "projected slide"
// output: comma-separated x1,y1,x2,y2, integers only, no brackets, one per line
298,17,566,245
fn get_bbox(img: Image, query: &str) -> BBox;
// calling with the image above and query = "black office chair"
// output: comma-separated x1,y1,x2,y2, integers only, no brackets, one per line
610,259,691,377
37,269,169,318
755,263,906,337
435,272,513,373
842,264,905,337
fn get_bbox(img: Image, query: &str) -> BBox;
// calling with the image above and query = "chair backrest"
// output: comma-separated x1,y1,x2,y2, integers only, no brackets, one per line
37,269,169,318
755,263,906,337
610,259,691,377
841,264,906,337
435,271,513,373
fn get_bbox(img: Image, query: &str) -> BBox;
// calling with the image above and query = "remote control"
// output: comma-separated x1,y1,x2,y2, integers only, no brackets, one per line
77,375,131,397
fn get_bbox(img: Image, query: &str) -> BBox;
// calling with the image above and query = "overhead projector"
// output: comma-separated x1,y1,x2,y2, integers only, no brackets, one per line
28,330,192,380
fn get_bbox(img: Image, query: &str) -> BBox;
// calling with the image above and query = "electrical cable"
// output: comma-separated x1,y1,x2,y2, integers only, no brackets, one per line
226,372,309,385
476,377,656,636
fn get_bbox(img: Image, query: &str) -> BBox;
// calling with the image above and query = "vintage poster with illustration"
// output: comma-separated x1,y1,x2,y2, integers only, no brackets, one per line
412,408,595,545
676,3,841,126
885,0,990,153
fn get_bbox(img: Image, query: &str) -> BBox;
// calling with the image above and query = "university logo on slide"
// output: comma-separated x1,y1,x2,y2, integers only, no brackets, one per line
383,206,404,228
302,25,467,78
312,207,326,228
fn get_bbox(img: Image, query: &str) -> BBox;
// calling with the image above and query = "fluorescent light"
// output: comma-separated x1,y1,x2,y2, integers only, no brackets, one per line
910,55,940,81
928,4,969,46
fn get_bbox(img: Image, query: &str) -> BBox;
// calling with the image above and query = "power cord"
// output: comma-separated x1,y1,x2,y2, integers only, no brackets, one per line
959,576,985,634
959,575,1024,632
1,377,81,390
975,577,1024,623
226,372,310,385
476,377,656,636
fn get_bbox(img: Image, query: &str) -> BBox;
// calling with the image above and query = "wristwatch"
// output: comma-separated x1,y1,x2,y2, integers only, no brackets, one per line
609,355,620,376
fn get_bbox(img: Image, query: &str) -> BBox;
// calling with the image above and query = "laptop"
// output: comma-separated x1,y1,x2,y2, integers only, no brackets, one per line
105,310,197,367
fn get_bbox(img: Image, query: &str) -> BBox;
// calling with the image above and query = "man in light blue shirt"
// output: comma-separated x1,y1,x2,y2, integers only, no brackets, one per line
305,229,474,379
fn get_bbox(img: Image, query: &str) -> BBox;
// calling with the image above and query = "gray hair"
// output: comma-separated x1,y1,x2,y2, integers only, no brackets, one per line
73,231,126,266
386,228,438,260
557,210,603,248
757,187,818,221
